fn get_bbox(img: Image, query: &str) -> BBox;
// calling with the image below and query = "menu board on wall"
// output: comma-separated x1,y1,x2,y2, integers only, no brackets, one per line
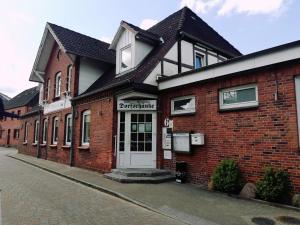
173,132,190,153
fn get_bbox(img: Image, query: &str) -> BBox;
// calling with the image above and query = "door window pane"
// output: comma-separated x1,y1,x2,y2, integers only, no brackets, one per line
145,123,152,132
138,123,145,132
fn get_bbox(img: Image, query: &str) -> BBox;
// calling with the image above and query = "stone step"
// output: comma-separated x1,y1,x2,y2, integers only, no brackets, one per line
104,172,175,184
111,168,172,177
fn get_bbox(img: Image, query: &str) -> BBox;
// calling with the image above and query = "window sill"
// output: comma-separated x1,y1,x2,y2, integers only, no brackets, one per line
219,105,259,113
40,143,47,147
62,145,71,150
78,146,89,151
52,96,61,101
22,142,28,145
49,144,57,148
32,143,38,146
171,112,196,117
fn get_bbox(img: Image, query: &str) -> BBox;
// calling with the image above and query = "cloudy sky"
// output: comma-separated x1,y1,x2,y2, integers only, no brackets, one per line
0,0,299,97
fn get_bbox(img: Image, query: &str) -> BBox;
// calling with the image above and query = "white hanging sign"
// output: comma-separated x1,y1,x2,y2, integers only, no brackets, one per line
117,100,157,111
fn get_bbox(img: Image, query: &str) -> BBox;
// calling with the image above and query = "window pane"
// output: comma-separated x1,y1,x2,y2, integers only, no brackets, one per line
138,123,145,132
121,47,131,70
145,123,152,132
83,114,90,143
195,54,203,69
223,88,256,104
174,98,195,111
131,123,137,132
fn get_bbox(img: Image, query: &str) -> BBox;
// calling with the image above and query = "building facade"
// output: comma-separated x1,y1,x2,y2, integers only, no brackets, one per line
17,7,300,192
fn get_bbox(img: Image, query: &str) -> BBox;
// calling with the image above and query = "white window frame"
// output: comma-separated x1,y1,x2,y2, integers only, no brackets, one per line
52,117,59,145
24,122,29,143
194,51,205,69
120,45,132,73
42,119,48,144
171,95,196,115
219,84,259,110
34,120,39,144
47,79,51,100
67,65,72,92
81,110,91,146
65,114,72,146
55,72,61,98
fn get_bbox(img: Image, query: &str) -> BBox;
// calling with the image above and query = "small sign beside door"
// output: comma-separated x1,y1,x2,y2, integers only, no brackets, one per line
117,100,157,111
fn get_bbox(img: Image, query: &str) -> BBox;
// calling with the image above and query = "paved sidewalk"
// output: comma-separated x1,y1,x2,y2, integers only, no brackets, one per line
7,150,300,225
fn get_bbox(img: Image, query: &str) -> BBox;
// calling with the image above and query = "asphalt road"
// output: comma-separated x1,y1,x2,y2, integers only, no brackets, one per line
0,148,183,225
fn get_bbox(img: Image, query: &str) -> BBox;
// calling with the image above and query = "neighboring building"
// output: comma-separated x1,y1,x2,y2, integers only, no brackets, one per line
17,7,300,192
0,92,11,105
0,87,39,147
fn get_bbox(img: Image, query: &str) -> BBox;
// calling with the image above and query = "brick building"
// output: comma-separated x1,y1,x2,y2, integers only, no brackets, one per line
0,87,39,147
17,7,300,192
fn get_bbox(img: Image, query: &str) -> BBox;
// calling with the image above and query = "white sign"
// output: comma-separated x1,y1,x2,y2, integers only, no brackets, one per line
117,100,157,111
164,150,172,160
43,98,71,114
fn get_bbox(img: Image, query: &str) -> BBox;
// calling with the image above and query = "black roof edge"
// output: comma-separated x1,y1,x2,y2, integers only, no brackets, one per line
20,109,40,118
180,31,242,58
159,39,300,83
66,50,115,65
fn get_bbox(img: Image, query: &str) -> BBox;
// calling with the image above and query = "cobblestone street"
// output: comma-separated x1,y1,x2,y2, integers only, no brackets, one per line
0,148,183,225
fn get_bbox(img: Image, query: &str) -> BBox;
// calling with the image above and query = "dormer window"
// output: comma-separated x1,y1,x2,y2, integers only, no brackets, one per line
195,52,205,69
55,72,61,98
120,45,132,72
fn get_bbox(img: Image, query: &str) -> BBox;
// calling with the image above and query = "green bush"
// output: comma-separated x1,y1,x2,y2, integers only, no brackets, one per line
256,167,291,202
211,159,242,194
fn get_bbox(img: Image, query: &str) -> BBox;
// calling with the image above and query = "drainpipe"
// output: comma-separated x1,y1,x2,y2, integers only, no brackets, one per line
69,101,76,166
37,106,42,158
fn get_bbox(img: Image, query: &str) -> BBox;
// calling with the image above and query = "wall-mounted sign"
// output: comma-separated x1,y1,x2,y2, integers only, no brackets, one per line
44,98,71,114
162,127,172,150
117,100,157,111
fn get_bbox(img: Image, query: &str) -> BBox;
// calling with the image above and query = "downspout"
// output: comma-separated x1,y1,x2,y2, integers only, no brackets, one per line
69,100,76,166
37,106,42,158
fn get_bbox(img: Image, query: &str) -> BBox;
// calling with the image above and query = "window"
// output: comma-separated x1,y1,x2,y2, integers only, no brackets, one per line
66,65,72,92
34,120,39,144
52,117,59,144
81,110,91,145
219,84,258,110
13,129,19,139
42,119,48,144
171,96,196,115
55,72,61,98
195,52,205,69
24,122,29,143
120,45,132,72
65,114,72,145
45,79,50,100
0,130,3,139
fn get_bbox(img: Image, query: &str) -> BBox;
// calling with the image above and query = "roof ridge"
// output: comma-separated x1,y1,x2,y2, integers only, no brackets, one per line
47,22,111,46
178,6,188,31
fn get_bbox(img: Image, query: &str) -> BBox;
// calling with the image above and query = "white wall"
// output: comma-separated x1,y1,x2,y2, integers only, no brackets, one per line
135,41,153,66
144,62,161,86
78,58,108,94
181,41,194,66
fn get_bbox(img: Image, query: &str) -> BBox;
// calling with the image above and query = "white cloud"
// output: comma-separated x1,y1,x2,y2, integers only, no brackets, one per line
180,0,291,16
100,36,112,44
140,19,158,30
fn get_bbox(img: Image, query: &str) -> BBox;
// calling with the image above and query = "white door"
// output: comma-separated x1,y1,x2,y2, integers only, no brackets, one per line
117,111,157,168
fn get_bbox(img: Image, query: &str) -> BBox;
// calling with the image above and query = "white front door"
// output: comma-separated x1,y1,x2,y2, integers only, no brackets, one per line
117,111,157,168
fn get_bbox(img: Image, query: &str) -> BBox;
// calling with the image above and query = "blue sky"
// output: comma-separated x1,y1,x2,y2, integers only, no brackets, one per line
0,0,299,97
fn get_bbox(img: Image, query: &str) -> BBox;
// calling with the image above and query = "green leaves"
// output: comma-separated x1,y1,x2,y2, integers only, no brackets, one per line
256,167,291,202
211,159,242,194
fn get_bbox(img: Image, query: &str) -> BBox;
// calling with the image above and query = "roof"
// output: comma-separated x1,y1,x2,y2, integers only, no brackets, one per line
0,93,10,104
48,23,116,64
5,87,39,110
81,7,241,99
109,21,162,49
158,40,300,90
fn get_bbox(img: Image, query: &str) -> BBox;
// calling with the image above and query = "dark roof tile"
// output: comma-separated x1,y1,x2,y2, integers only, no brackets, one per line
5,87,39,110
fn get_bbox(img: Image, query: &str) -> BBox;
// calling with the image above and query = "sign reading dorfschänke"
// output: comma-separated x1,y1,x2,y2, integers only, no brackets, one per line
117,100,157,111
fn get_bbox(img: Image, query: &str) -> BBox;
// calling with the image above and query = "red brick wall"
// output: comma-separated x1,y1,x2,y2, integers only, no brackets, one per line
160,62,300,192
0,106,27,147
18,113,39,156
73,94,115,173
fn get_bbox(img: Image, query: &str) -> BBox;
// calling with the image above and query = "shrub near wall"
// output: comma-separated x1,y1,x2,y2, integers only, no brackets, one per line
211,159,242,194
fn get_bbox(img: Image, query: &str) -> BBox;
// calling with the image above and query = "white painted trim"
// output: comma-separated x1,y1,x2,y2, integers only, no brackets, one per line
171,95,196,115
55,72,62,98
116,91,158,101
81,110,91,146
34,120,39,144
159,44,300,90
219,84,258,110
119,45,132,73
42,119,48,144
295,76,300,146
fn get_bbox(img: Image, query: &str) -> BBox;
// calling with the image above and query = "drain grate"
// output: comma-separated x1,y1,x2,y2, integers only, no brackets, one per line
251,217,275,225
276,216,300,225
